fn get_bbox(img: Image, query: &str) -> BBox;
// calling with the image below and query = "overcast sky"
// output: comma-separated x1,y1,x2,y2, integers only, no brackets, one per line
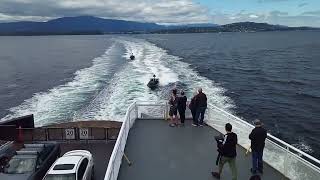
0,0,320,27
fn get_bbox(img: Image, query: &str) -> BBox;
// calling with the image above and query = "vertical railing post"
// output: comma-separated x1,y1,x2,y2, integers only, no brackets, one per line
163,104,165,120
111,165,114,180
135,102,138,120
46,128,49,141
206,106,210,123
284,146,289,177
164,102,169,120
126,110,131,126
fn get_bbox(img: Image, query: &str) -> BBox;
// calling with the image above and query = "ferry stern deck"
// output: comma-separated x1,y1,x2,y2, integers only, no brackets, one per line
118,119,287,180
104,102,320,180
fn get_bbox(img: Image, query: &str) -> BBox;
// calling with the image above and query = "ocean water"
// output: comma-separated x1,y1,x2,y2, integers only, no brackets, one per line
0,32,319,158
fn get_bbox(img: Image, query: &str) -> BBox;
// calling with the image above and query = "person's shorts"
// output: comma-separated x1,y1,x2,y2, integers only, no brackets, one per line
169,106,177,116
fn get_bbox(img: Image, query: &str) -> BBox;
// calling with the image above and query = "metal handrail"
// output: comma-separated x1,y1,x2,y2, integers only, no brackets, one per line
104,101,320,180
0,141,14,150
104,102,136,180
209,104,320,167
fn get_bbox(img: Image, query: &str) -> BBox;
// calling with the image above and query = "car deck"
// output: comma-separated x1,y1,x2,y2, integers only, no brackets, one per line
60,141,115,180
118,119,288,180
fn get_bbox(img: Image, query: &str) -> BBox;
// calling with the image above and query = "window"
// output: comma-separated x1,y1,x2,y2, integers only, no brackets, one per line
5,157,37,174
77,158,88,180
53,164,75,170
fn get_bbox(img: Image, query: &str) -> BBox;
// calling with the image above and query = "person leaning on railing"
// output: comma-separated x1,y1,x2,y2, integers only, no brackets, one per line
168,89,178,127
177,90,187,126
194,88,207,127
249,119,267,174
189,91,198,126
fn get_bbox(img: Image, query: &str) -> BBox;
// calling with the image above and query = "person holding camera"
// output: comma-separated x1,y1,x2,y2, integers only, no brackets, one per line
249,119,267,174
212,123,238,180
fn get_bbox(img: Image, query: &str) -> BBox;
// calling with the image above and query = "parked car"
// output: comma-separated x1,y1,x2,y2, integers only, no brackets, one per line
43,150,94,180
0,143,60,180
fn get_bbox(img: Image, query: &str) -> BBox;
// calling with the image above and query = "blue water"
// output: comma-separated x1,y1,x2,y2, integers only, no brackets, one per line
0,32,319,158
138,32,320,156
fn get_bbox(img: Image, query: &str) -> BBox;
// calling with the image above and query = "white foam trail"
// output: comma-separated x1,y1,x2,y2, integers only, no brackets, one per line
76,38,234,121
1,44,119,126
1,37,234,125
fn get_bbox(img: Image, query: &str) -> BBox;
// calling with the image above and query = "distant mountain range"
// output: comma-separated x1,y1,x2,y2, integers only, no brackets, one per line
154,22,319,34
0,16,163,35
0,16,317,35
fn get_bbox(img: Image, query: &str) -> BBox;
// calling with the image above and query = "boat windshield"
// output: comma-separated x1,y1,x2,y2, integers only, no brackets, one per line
5,158,37,174
43,174,76,180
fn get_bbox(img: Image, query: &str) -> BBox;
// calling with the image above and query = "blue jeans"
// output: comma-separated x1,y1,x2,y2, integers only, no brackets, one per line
195,107,206,125
252,151,263,172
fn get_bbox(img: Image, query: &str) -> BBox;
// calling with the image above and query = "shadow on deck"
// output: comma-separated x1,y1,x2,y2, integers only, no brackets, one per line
118,119,287,180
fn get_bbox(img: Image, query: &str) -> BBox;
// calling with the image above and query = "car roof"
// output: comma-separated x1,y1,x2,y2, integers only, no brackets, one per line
47,156,82,174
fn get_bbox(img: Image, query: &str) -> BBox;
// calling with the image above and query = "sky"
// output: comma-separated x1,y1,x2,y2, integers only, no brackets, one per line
0,0,320,27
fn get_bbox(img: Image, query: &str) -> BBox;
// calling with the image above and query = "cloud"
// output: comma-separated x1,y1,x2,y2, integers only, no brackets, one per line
0,0,212,24
0,0,319,27
269,10,288,16
0,13,52,22
249,14,259,19
258,0,289,3
298,2,308,8
302,10,320,16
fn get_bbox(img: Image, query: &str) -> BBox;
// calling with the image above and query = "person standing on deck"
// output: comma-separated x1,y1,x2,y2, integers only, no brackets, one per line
212,123,238,180
189,92,198,126
177,90,187,126
168,89,178,127
249,119,267,174
194,88,207,126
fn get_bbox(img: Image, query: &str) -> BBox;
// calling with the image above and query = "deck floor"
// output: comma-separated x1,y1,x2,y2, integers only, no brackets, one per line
60,141,115,180
118,119,287,180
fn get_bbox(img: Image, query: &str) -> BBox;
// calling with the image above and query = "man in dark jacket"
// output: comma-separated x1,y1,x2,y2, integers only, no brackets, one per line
212,123,238,180
249,119,267,174
177,90,187,125
189,92,198,126
194,88,207,126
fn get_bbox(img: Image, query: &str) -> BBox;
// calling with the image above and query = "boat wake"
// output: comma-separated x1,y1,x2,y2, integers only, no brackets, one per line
1,37,234,126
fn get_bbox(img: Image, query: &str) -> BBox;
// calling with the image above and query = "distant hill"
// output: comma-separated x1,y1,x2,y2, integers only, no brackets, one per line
0,16,219,35
168,23,218,28
0,16,164,35
0,17,317,35
153,22,319,34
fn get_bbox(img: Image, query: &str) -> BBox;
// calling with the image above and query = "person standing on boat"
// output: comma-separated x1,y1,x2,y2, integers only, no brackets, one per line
249,119,267,174
212,123,238,180
189,91,198,126
177,90,187,126
168,89,178,127
194,88,207,126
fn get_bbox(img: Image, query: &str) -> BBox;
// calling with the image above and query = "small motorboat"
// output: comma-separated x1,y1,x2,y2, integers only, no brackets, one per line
147,75,159,90
130,54,135,60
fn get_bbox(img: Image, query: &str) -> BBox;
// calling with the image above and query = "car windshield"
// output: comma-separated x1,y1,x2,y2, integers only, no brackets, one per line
44,174,76,180
5,158,37,174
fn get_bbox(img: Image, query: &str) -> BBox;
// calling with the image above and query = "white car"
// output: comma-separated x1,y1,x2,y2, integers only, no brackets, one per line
42,150,94,180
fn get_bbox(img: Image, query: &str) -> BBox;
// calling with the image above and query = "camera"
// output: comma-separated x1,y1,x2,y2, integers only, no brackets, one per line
214,135,224,165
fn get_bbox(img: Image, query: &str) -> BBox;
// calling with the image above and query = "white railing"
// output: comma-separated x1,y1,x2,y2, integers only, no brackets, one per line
206,104,320,180
104,101,167,180
104,102,137,180
0,141,14,153
104,101,320,180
